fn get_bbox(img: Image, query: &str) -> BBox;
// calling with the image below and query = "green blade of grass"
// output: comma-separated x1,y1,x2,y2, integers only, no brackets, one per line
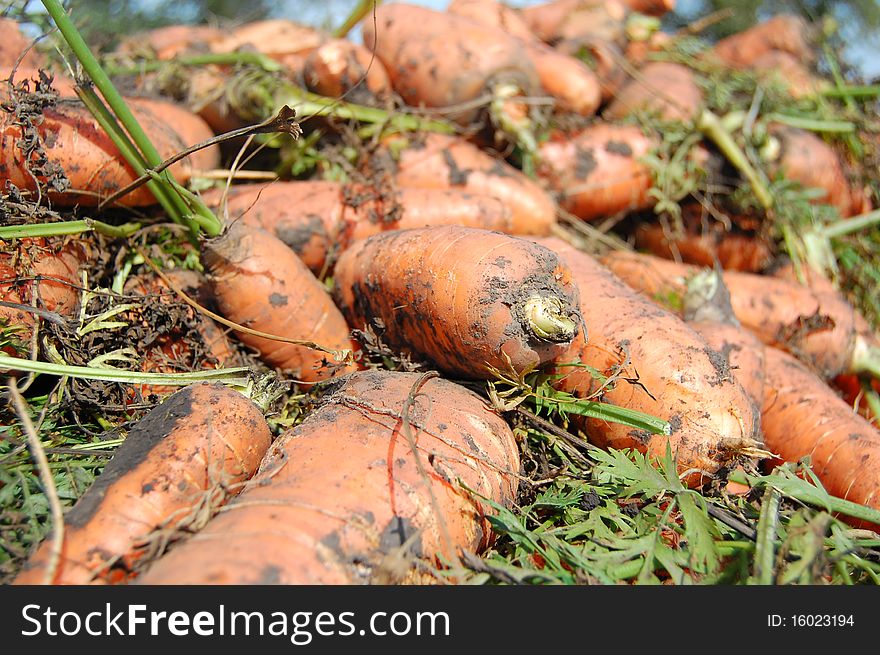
0,354,251,388
0,220,140,240
41,0,222,237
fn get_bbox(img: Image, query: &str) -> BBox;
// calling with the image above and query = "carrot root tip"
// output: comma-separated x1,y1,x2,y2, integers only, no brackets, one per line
522,295,579,342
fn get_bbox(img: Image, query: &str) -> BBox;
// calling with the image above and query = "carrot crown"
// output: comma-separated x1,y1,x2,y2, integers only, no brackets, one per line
522,294,580,342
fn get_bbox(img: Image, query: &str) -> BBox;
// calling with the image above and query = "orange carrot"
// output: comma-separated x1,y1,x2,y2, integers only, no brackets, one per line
0,17,43,69
766,124,858,218
376,131,557,234
332,226,581,379
712,14,815,70
361,4,540,127
0,93,219,207
115,24,225,61
761,345,880,530
208,18,326,75
603,61,703,124
447,0,601,116
202,220,359,385
681,269,766,409
535,237,761,485
521,0,630,46
521,41,602,116
557,36,628,102
634,204,773,273
302,38,392,102
138,370,521,584
447,0,538,42
535,121,657,221
601,250,880,381
748,51,826,99
0,236,87,353
13,382,273,584
621,0,676,16
122,269,241,403
623,31,673,67
203,180,517,274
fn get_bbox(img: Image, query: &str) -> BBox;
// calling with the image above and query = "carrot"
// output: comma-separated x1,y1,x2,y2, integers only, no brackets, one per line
761,345,880,530
332,226,581,379
535,121,657,221
633,204,774,273
557,36,628,102
447,0,538,42
115,24,225,61
361,4,540,128
0,17,43,69
603,61,704,124
621,0,676,16
681,269,766,409
203,180,517,275
447,0,602,116
712,14,815,70
748,51,826,99
208,18,326,75
601,250,880,381
122,269,241,403
766,124,858,218
138,369,520,584
376,131,557,234
623,31,672,67
0,236,87,353
521,0,630,46
302,38,392,102
2,65,78,97
12,382,273,584
535,237,761,485
522,41,602,116
202,220,359,385
0,93,219,207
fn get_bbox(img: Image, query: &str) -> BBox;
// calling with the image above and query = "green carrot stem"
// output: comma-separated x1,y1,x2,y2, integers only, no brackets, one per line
0,353,251,387
764,112,856,133
750,485,781,584
820,84,880,99
697,109,773,210
276,87,455,133
334,0,381,39
822,43,857,112
103,51,281,77
41,0,222,237
820,208,880,240
75,86,200,237
0,220,140,240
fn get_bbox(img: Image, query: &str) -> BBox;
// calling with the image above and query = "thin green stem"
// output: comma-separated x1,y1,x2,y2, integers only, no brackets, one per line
103,51,281,77
820,208,880,240
76,86,198,236
0,354,252,387
698,109,773,210
764,112,855,133
750,485,781,585
41,0,222,237
0,220,140,240
334,0,380,39
278,87,455,133
820,84,880,99
822,43,857,113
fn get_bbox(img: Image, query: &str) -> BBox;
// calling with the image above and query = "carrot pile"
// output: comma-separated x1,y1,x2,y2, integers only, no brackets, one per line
3,1,880,587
